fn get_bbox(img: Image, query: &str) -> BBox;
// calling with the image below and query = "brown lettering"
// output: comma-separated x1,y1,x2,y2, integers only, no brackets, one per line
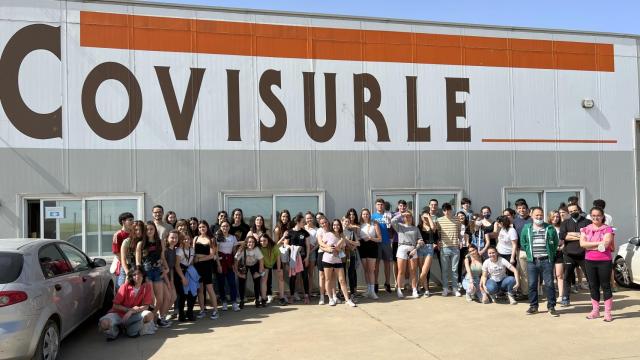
226,69,241,141
155,66,205,140
353,73,390,142
445,77,471,142
406,76,430,142
259,70,287,142
303,72,337,142
0,24,61,139
81,62,142,140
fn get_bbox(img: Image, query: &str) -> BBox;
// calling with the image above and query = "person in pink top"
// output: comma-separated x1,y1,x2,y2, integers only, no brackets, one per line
580,207,615,322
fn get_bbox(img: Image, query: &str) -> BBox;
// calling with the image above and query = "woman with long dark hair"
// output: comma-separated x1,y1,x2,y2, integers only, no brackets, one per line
259,233,285,304
358,208,381,299
216,220,240,311
285,214,311,304
193,220,220,319
136,221,168,327
417,210,437,297
321,219,356,307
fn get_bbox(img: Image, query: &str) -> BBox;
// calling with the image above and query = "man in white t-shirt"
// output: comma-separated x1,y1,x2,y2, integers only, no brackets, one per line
152,205,172,241
480,246,519,304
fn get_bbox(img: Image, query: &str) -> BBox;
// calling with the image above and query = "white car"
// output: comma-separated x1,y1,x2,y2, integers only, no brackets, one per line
614,236,640,288
0,239,114,360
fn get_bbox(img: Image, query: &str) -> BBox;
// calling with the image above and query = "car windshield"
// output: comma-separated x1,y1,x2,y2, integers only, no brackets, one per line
0,252,23,284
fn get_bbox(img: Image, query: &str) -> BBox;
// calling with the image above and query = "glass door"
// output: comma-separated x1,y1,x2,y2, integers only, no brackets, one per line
41,200,83,249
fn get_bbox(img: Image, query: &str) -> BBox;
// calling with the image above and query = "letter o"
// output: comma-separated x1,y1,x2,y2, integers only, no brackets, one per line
81,62,142,140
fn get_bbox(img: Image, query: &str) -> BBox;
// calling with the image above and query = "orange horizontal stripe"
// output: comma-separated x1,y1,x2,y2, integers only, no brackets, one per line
80,11,615,72
482,139,618,144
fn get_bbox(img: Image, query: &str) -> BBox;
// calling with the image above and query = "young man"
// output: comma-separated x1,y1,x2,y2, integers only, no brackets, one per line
513,199,532,296
112,212,134,290
372,198,393,293
427,199,442,288
436,203,461,296
559,203,591,306
152,205,172,241
460,197,473,221
519,207,559,316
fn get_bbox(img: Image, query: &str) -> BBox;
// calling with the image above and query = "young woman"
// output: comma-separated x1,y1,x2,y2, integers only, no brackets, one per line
316,216,330,305
216,220,240,311
479,206,496,250
284,214,311,304
165,211,177,229
188,217,199,239
417,210,437,297
175,219,189,237
342,216,360,302
193,220,220,320
580,207,615,322
463,244,484,302
230,208,250,244
175,230,197,321
163,230,179,321
358,208,381,299
492,215,518,276
391,211,422,299
470,214,488,257
548,210,565,304
259,234,285,304
456,211,471,290
304,212,319,296
321,219,356,307
480,246,519,305
235,235,265,308
246,215,268,247
136,221,169,328
120,220,144,290
274,210,291,305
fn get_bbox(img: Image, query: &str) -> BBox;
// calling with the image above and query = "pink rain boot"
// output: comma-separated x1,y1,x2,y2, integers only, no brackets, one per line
603,298,613,322
586,299,600,319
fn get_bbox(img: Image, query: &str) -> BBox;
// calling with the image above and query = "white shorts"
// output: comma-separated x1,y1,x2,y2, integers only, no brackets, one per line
396,244,417,260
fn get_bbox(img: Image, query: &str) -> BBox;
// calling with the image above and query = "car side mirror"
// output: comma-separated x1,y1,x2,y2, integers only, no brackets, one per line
92,258,107,267
629,237,640,246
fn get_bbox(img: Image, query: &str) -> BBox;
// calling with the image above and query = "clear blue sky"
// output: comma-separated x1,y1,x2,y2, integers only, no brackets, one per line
146,0,638,35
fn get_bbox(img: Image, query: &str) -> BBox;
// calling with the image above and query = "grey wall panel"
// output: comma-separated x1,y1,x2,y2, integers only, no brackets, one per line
416,150,466,188
513,151,558,186
368,150,417,189
67,150,133,192
557,152,601,190
258,150,315,191
315,151,367,219
600,152,636,239
467,151,514,214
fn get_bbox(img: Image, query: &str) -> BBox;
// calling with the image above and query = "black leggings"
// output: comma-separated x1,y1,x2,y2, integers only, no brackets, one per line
175,267,196,318
458,247,469,282
563,253,586,298
289,263,309,296
343,255,357,294
427,247,442,285
238,264,261,301
585,260,613,302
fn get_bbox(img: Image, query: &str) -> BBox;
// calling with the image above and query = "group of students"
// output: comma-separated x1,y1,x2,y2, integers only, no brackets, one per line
98,197,618,340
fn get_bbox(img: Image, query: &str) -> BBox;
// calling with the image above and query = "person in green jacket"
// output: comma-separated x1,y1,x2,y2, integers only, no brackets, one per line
519,207,559,316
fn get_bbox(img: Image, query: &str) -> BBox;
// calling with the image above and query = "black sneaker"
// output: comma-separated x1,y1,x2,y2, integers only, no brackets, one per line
385,283,392,293
548,307,559,317
526,306,538,315
278,298,287,306
239,301,245,309
374,284,379,293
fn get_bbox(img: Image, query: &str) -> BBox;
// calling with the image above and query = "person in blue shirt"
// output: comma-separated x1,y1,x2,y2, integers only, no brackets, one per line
372,198,393,293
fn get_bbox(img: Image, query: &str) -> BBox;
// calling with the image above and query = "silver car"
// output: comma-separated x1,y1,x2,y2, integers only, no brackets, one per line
0,239,114,360
614,236,640,288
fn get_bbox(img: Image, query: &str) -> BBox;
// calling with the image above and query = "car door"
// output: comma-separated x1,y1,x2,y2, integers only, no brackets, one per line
38,244,83,336
631,241,640,284
57,243,99,320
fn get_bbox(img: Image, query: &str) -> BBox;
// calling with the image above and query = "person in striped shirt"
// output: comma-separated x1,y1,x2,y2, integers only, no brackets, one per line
436,203,462,297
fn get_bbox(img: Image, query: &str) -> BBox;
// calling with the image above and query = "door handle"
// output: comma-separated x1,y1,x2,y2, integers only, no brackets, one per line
54,284,62,291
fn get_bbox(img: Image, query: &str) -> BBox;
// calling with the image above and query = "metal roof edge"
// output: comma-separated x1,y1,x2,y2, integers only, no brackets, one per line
66,0,640,39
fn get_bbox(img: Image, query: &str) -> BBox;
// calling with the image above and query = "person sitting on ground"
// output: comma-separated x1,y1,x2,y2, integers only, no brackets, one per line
98,266,155,340
480,246,519,305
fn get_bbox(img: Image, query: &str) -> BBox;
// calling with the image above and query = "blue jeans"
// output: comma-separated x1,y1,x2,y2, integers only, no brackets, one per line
440,247,460,290
527,258,556,308
485,277,516,295
217,270,238,303
462,276,481,297
99,312,144,339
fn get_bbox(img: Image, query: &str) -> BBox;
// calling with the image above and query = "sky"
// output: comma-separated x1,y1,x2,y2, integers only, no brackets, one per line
146,0,638,35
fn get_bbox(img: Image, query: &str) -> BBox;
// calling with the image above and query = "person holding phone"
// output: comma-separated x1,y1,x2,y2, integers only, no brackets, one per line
391,210,422,299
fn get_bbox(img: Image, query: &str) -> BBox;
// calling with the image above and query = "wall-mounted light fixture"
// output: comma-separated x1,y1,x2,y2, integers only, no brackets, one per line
582,99,595,109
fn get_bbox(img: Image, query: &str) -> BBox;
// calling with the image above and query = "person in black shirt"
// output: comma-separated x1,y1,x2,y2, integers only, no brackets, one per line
230,208,250,244
210,211,228,236
559,203,591,306
285,214,311,304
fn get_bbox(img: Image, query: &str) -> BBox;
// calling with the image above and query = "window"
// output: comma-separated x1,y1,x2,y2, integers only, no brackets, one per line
223,192,324,232
58,244,90,272
0,253,23,284
39,245,72,279
504,188,584,215
372,189,462,222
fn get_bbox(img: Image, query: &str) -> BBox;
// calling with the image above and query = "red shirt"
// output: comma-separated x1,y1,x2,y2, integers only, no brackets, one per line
109,281,153,317
112,229,130,255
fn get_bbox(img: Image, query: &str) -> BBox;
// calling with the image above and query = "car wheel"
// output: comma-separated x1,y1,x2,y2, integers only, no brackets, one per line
100,282,115,315
32,319,59,360
614,258,632,288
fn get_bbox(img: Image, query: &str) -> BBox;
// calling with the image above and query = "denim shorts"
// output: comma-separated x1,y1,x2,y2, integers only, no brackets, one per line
417,243,434,257
145,266,163,283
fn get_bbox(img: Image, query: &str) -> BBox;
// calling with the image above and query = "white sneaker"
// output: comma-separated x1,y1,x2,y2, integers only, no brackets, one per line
508,293,517,305
333,297,341,304
465,293,473,302
266,295,273,304
197,310,206,319
455,290,462,297
232,302,240,312
222,302,228,311
457,282,463,291
442,289,449,297
424,290,431,298
370,290,379,300
293,294,301,302
362,291,370,299
397,289,405,299
411,289,419,298
328,298,336,306
346,299,357,307
318,298,325,305
210,310,219,320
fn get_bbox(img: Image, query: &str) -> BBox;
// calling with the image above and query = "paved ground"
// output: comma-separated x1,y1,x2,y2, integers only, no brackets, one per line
61,288,640,360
